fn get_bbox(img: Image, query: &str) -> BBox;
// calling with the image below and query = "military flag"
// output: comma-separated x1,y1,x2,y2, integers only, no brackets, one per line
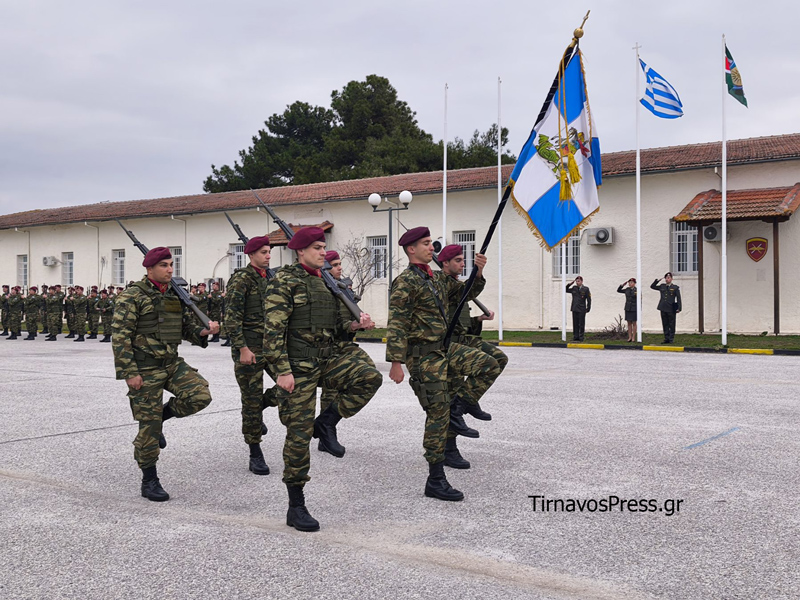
725,45,748,107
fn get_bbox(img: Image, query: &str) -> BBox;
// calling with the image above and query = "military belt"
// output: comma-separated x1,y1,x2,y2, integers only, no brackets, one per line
133,350,175,369
287,339,334,360
408,341,443,359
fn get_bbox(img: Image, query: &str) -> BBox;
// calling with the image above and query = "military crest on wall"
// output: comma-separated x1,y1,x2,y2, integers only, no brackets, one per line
746,237,767,262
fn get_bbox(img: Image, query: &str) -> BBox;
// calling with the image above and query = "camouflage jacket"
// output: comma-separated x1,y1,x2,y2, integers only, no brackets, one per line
262,263,354,376
434,270,485,339
73,294,88,318
95,298,114,314
386,264,485,363
87,297,100,314
46,292,64,313
224,265,268,351
25,294,43,313
208,291,224,316
0,292,8,312
111,276,208,380
7,294,24,315
64,295,75,315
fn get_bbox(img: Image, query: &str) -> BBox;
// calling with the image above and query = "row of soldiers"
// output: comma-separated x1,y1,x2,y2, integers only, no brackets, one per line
111,226,506,532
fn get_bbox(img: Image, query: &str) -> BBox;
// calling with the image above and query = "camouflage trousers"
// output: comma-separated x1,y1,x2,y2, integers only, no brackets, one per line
448,337,508,403
65,312,74,332
277,348,382,486
25,314,39,334
88,314,100,333
8,312,22,335
319,342,376,413
127,356,212,470
40,308,47,329
232,346,280,445
47,312,63,334
74,316,86,335
407,342,502,465
1,309,7,329
100,314,112,335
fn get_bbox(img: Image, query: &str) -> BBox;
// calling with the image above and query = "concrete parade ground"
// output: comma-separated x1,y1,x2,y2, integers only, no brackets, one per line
1,339,798,600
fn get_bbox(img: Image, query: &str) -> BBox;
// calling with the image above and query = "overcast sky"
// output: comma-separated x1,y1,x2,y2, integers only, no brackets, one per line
1,1,797,216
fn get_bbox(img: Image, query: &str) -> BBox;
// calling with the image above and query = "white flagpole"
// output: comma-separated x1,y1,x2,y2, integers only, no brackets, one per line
443,83,448,242
721,35,728,346
562,242,567,342
635,43,643,343
497,77,504,341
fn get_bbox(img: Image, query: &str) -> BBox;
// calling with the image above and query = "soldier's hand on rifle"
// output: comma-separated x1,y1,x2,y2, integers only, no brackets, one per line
126,375,143,390
278,373,295,393
389,362,405,384
475,253,487,275
351,312,375,331
239,347,257,365
201,320,220,336
478,310,495,322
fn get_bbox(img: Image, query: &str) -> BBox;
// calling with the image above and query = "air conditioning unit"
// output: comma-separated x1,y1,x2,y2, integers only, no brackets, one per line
586,227,614,245
703,223,730,242
42,256,58,267
432,237,446,253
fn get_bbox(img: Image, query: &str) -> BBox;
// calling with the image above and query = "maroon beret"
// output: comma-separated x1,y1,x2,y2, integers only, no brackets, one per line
398,226,430,247
287,227,325,250
76,285,84,291
29,286,38,292
142,246,172,267
325,250,340,263
244,235,271,255
438,244,464,263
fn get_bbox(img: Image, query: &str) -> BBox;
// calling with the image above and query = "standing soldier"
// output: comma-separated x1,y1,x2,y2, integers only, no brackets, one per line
207,281,224,343
263,227,382,531
64,287,76,338
651,272,682,344
86,289,100,339
45,286,64,341
617,278,638,343
224,235,276,475
317,250,377,456
40,286,49,335
72,286,87,342
112,247,219,502
6,287,24,340
2,284,11,336
566,276,591,342
24,286,42,340
386,227,502,502
96,289,114,342
436,245,508,469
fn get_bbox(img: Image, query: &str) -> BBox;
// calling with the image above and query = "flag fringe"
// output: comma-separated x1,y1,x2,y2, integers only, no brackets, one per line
511,188,599,251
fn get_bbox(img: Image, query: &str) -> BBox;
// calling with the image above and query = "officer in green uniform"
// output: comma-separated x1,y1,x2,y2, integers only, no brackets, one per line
651,272,682,344
263,227,382,532
45,286,64,341
64,287,76,337
72,286,88,342
207,281,224,343
436,245,508,469
6,287,24,339
86,289,100,339
112,247,219,502
566,276,591,342
1,284,9,336
617,278,638,342
317,250,377,456
387,227,502,502
24,286,42,340
224,235,277,475
96,289,114,342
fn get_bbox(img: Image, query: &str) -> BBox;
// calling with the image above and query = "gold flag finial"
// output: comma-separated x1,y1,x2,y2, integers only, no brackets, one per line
571,11,590,46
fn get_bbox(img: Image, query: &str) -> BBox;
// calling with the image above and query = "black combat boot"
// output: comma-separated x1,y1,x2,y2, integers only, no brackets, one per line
261,421,268,435
42,327,48,335
87,332,97,339
248,443,270,475
462,400,492,421
101,334,111,342
141,466,169,502
0,329,7,336
449,397,479,438
46,334,57,341
211,333,220,343
424,461,464,501
7,333,18,340
24,333,35,340
444,437,471,469
286,484,320,532
313,404,345,457
74,334,85,342
66,331,75,338
221,337,231,347
158,402,175,449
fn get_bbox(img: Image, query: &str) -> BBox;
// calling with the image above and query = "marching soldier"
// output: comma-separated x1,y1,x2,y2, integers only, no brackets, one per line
72,286,87,342
112,247,219,502
263,227,381,531
225,235,278,475
651,272,682,344
1,284,9,336
45,286,64,341
86,289,100,339
387,227,502,502
617,278,638,342
436,244,508,469
64,287,76,338
6,286,24,340
24,286,42,340
96,289,114,342
207,281,224,343
317,250,377,455
566,276,591,342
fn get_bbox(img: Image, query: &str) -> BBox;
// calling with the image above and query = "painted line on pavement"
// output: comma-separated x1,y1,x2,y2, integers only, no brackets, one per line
684,427,741,450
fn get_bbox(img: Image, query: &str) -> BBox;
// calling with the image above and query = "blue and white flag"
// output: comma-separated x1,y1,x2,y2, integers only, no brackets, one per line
639,59,683,119
510,49,602,250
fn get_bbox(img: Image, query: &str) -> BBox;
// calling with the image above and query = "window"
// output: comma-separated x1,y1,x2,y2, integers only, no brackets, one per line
112,249,125,285
62,252,74,286
552,233,581,276
229,244,246,274
453,231,476,278
367,236,387,279
169,246,183,278
670,221,698,274
17,255,28,287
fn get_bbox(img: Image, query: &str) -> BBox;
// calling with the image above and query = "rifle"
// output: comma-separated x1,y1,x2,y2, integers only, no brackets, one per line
250,190,362,319
223,212,276,279
115,219,211,328
430,252,492,318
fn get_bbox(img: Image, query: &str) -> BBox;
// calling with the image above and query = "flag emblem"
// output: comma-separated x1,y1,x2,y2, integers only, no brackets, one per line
725,45,748,107
639,59,683,119
746,237,767,262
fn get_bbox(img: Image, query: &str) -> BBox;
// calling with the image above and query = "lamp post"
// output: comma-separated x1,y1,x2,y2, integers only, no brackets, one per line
368,190,412,291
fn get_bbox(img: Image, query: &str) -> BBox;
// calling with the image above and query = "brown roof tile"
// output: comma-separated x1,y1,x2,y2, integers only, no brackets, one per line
2,133,799,230
674,183,800,223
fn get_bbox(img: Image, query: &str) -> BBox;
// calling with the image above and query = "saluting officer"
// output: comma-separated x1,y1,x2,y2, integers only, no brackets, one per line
651,272,682,344
617,278,638,342
387,227,502,502
112,247,219,502
566,276,591,342
263,227,381,532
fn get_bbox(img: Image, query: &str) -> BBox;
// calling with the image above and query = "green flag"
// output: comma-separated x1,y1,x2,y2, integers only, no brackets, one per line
725,45,747,107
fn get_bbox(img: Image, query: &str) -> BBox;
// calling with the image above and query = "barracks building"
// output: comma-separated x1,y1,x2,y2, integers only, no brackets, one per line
1,132,799,334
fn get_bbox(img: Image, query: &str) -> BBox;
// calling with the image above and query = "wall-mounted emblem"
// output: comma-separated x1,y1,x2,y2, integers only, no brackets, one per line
746,237,767,262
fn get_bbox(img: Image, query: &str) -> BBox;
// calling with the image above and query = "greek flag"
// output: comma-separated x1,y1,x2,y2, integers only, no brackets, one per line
509,48,602,250
639,59,683,119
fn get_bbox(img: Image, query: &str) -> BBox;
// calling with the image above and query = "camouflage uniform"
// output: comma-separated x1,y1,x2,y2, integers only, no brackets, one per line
96,296,114,335
72,293,88,335
1,290,9,333
387,265,502,465
46,291,65,335
208,289,224,341
225,265,278,445
112,276,212,470
39,293,49,333
24,292,42,335
263,263,382,486
7,293,24,336
64,293,75,334
87,295,101,334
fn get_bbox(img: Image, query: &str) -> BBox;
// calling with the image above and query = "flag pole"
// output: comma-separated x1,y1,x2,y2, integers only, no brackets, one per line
562,242,567,341
497,76,504,341
443,83,448,243
721,34,728,346
635,42,643,343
